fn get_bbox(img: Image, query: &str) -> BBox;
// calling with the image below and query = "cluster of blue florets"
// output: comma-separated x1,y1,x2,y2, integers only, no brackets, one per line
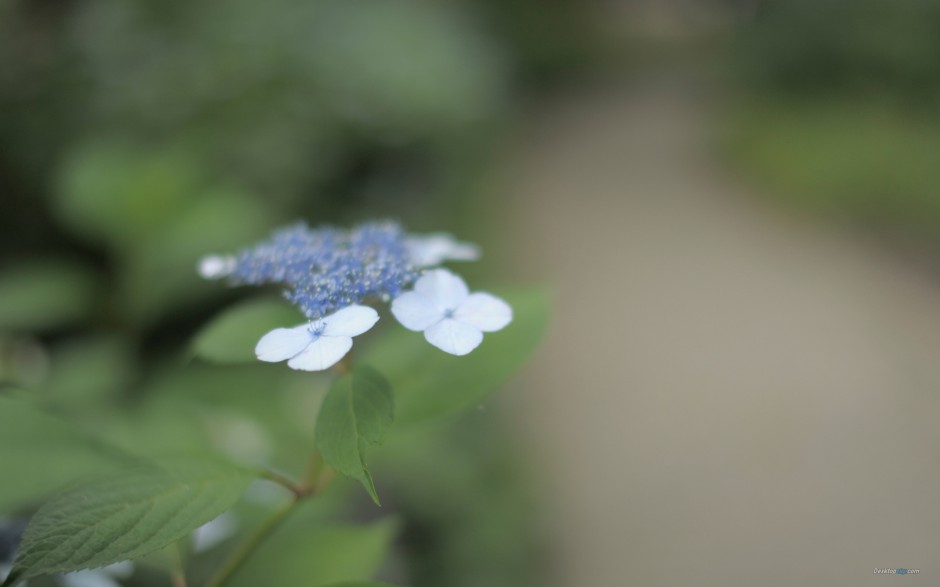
226,221,419,320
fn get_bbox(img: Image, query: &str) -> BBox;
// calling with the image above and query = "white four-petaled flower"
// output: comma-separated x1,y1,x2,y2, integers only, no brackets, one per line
391,269,512,356
255,305,378,371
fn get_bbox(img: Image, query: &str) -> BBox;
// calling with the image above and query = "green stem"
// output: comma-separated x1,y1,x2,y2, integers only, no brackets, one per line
170,541,188,587
206,458,334,587
260,469,308,497
203,499,299,587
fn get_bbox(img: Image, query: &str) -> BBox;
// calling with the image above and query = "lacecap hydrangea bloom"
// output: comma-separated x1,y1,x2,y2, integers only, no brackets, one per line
199,221,511,371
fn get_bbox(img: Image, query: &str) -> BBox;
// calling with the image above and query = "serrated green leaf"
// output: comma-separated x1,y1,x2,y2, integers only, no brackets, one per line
5,455,254,584
0,261,98,333
362,287,548,425
0,394,131,513
315,367,393,505
192,297,303,363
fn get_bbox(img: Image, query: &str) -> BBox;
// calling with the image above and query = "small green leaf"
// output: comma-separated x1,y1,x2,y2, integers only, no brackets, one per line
362,287,548,425
192,297,303,363
315,366,394,505
5,455,254,584
0,394,131,513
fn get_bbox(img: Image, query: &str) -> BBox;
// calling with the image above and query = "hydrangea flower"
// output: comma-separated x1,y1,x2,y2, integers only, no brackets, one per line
255,305,378,371
391,269,512,356
202,221,417,320
199,220,510,370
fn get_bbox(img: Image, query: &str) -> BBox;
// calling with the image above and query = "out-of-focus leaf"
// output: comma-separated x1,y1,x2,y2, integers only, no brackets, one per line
121,187,276,324
90,361,329,478
0,394,130,513
315,367,393,505
226,517,399,587
0,262,97,333
44,335,135,409
310,1,501,133
320,583,399,587
54,142,201,246
192,298,303,363
362,287,548,425
4,456,254,585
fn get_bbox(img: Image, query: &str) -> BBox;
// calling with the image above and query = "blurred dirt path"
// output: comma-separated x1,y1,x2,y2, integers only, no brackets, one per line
506,74,940,586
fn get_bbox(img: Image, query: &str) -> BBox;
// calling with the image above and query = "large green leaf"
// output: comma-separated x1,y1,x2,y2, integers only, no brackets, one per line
192,297,303,363
4,456,254,585
0,394,131,513
315,367,394,505
362,287,548,425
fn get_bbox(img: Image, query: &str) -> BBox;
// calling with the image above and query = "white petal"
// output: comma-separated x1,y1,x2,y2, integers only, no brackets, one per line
193,513,238,553
390,291,443,331
286,335,353,371
101,562,134,580
198,255,235,279
405,233,481,266
255,325,312,362
320,305,379,337
454,292,512,332
424,318,484,356
414,269,469,313
60,570,122,587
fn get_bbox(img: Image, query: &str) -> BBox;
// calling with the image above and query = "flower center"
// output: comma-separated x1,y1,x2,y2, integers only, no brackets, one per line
308,322,326,339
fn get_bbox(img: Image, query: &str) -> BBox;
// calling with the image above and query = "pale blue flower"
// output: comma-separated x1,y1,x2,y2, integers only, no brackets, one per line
391,269,511,355
255,305,379,371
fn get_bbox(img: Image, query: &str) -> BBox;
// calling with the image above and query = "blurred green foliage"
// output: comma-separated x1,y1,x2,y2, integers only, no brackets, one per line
726,99,940,237
0,0,571,583
736,0,940,102
728,0,940,245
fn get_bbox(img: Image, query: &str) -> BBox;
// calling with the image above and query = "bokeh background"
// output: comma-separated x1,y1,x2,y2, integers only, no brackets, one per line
3,0,940,585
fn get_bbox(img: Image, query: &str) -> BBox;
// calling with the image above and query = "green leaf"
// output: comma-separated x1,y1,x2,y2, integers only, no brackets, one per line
0,394,131,513
120,187,275,324
54,142,202,247
5,455,254,584
320,583,400,587
315,366,394,505
225,516,399,587
192,297,303,363
0,261,97,333
362,287,548,425
44,335,135,409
